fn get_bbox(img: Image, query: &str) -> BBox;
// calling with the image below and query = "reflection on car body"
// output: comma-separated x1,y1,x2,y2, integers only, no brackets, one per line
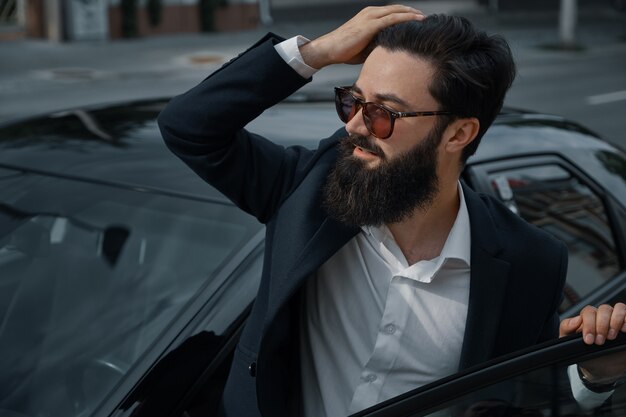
0,98,625,417
0,168,262,416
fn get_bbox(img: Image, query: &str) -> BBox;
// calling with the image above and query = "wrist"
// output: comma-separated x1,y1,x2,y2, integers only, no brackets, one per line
299,39,331,69
578,365,625,393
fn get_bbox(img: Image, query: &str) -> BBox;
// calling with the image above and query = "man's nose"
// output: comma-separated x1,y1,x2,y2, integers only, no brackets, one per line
345,108,370,137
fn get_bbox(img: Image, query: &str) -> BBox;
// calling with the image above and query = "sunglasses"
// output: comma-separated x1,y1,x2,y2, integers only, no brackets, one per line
334,86,455,139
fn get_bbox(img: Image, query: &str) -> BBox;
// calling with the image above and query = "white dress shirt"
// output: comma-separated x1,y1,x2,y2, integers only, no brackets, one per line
300,184,471,417
273,36,611,416
274,35,318,78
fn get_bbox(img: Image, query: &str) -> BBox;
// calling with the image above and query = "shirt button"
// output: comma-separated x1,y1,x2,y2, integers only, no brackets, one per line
364,374,377,383
384,324,396,334
248,362,257,377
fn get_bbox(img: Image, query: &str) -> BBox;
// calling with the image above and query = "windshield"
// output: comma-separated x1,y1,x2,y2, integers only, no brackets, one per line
0,168,261,416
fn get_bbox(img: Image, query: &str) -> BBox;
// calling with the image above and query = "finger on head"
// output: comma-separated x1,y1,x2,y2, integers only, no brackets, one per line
379,4,425,15
367,5,426,21
378,12,426,30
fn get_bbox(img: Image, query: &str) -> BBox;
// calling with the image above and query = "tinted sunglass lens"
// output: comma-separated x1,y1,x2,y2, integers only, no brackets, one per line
335,90,357,123
334,89,394,139
364,103,392,139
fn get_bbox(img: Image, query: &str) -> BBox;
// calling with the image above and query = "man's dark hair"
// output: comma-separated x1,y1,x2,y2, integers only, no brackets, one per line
374,15,516,163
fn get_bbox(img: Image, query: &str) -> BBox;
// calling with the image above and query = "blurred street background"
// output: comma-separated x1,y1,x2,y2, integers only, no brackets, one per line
0,0,625,147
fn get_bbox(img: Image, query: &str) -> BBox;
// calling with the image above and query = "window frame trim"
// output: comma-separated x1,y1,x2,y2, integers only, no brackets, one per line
465,154,626,305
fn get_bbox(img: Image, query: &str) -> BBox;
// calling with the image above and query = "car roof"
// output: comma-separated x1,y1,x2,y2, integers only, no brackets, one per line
471,110,626,204
1,97,625,204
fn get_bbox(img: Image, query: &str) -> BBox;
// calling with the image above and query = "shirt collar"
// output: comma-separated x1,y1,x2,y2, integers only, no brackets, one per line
439,182,471,266
361,182,471,283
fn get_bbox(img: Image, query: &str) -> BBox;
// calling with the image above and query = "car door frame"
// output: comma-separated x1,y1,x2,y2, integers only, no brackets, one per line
463,153,626,317
353,333,626,417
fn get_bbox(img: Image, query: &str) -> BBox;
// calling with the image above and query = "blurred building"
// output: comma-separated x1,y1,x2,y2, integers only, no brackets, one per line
2,0,607,42
0,0,26,40
0,0,377,41
1,0,260,41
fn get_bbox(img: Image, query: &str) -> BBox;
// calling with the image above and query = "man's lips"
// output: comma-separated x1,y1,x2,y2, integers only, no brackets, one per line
355,145,378,156
348,137,382,158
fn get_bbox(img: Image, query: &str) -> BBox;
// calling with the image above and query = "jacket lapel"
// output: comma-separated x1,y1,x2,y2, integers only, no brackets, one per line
264,216,359,326
459,184,511,369
290,217,359,282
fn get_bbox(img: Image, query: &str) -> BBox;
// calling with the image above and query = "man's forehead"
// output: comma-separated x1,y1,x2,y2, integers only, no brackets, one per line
356,47,437,108
351,83,412,109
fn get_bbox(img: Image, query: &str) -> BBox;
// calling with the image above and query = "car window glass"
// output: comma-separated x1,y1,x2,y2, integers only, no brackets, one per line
117,250,264,417
413,344,626,417
0,170,261,417
488,164,620,313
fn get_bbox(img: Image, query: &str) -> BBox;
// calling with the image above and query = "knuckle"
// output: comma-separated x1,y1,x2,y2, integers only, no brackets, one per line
581,305,596,314
355,8,367,18
599,304,614,314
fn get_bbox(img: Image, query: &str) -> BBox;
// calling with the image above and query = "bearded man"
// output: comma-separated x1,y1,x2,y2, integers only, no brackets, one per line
158,6,626,417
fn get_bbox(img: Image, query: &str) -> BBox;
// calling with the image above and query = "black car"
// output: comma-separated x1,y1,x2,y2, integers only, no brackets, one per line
1,97,625,417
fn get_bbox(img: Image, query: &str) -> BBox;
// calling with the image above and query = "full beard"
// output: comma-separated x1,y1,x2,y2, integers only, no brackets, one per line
322,130,441,228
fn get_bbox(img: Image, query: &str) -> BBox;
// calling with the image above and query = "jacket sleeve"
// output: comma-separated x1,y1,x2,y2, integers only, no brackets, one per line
157,33,316,224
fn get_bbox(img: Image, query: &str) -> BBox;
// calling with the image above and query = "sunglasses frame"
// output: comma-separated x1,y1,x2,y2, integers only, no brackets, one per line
334,86,455,139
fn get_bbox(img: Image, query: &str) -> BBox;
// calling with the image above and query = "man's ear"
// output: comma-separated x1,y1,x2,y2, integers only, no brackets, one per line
443,118,480,154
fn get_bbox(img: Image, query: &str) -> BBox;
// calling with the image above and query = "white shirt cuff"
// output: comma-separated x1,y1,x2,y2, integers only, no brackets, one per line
568,364,613,410
274,35,319,79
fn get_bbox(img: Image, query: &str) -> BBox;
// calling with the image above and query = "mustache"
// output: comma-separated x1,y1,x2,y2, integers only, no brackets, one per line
343,134,385,159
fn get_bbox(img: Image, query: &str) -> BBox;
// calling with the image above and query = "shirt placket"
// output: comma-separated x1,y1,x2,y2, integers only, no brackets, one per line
348,272,412,413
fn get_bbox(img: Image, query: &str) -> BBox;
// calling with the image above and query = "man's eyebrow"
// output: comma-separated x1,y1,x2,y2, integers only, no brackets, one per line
351,84,411,109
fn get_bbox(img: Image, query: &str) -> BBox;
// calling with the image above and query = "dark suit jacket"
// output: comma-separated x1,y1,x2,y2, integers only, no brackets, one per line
158,33,568,417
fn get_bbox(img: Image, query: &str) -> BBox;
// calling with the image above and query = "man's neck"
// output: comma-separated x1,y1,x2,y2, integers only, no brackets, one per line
386,181,461,266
